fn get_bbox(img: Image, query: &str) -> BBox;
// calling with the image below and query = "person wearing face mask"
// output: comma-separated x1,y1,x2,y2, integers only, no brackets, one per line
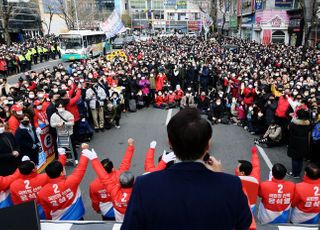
8,104,24,135
15,115,40,165
33,100,49,130
51,101,78,163
0,120,20,176
208,98,226,124
254,120,282,147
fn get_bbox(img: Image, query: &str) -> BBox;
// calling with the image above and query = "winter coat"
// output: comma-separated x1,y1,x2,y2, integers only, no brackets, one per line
86,85,107,110
264,100,278,125
0,132,19,176
50,110,74,136
138,79,150,95
65,87,81,122
275,96,290,118
15,125,39,164
243,88,256,105
197,96,210,111
287,118,311,160
155,74,166,92
263,125,282,142
180,96,196,109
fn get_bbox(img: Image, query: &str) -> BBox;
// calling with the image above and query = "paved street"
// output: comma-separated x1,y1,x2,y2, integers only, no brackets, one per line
63,107,294,220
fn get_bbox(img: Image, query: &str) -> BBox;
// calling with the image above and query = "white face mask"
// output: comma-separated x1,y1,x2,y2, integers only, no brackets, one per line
16,110,23,115
0,127,4,134
29,94,35,99
57,108,65,112
37,105,42,110
38,93,44,99
53,88,58,93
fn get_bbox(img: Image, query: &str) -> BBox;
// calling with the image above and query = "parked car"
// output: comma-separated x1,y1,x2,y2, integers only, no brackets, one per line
124,35,135,44
112,37,125,49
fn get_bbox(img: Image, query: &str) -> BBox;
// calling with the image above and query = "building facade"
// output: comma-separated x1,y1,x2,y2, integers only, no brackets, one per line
128,0,210,33
216,0,303,46
0,0,42,41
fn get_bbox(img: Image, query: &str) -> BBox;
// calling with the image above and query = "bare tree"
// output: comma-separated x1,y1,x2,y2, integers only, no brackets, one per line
46,5,54,35
218,0,231,35
0,1,14,45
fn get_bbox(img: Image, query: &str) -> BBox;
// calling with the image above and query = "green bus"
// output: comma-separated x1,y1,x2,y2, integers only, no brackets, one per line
59,30,111,61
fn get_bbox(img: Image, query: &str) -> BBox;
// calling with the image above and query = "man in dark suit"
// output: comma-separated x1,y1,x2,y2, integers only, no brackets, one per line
122,108,252,230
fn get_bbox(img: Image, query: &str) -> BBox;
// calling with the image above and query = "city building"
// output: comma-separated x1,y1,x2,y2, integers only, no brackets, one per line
128,0,210,33
0,0,42,42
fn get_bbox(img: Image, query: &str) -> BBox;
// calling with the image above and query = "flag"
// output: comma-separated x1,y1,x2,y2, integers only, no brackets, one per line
100,10,126,38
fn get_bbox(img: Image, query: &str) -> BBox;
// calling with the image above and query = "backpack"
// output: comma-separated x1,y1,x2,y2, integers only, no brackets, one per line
312,122,320,143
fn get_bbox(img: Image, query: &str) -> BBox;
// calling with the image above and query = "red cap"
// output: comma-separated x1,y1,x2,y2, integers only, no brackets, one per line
11,104,23,112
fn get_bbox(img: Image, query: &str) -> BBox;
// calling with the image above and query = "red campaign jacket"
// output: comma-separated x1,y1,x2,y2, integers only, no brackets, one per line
174,90,184,100
243,88,256,105
275,96,290,118
0,170,20,192
42,101,51,113
155,95,164,106
168,94,175,103
38,155,88,220
238,147,260,207
259,178,295,211
28,82,37,91
144,148,166,173
65,84,81,122
33,110,49,128
292,176,320,213
9,155,67,205
91,159,132,221
0,59,7,71
155,74,166,92
89,145,134,213
8,115,20,135
89,177,112,213
163,95,169,104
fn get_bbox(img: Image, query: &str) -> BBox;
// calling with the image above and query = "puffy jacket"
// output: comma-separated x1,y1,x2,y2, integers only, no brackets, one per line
275,96,290,118
144,148,166,173
50,110,74,136
65,85,81,122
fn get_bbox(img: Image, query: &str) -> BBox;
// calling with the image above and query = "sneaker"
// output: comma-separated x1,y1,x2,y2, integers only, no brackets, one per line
75,160,79,165
115,125,120,129
244,126,248,130
287,172,300,179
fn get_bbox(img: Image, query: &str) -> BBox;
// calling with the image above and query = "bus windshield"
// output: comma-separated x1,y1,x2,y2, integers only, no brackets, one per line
60,36,83,50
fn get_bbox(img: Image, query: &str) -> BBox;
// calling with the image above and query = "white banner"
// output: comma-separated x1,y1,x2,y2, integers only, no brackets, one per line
100,10,126,38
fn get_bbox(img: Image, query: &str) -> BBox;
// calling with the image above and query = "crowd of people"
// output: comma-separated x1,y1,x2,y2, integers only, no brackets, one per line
0,35,61,77
0,34,319,227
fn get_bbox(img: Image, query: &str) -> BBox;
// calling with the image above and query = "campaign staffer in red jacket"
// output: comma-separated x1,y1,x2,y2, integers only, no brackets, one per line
8,105,24,135
0,169,20,208
89,139,135,220
90,145,135,222
258,163,295,224
144,141,175,173
10,152,66,219
235,146,260,213
64,83,82,123
291,163,320,224
38,144,89,220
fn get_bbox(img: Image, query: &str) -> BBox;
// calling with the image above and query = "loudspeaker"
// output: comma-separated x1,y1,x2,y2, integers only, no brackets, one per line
0,200,40,230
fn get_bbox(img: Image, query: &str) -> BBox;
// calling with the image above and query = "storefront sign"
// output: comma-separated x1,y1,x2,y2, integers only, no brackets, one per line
255,10,289,26
188,21,201,31
275,0,293,8
255,0,263,10
230,15,238,28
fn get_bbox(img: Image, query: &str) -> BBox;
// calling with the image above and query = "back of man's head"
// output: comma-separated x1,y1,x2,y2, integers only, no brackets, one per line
272,163,287,180
19,161,35,175
238,160,253,176
305,163,320,180
167,108,212,161
45,161,63,179
101,158,114,174
119,171,134,188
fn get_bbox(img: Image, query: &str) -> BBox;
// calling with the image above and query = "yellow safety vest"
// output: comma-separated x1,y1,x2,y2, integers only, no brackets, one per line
57,46,61,51
25,51,32,61
37,47,43,54
51,46,56,51
43,48,48,53
31,48,37,55
18,55,25,61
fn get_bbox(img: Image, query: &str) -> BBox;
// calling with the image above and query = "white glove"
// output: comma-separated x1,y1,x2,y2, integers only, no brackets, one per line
22,156,30,162
150,141,157,149
90,149,98,160
36,127,41,135
82,149,93,159
162,151,176,163
58,148,66,155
